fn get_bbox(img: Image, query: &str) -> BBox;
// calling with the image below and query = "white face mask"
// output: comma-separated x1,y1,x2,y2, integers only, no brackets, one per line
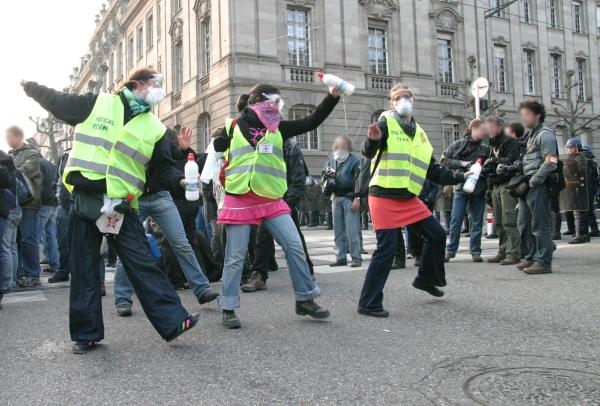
144,87,166,106
394,97,413,116
333,149,349,161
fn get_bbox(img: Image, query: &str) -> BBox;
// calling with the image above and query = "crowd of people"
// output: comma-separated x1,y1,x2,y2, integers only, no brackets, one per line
1,67,598,354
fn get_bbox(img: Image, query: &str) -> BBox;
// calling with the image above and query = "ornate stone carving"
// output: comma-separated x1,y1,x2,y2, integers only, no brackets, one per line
359,0,399,18
169,18,184,43
522,40,536,48
549,46,563,54
286,0,316,7
193,0,211,21
429,7,463,31
492,35,509,45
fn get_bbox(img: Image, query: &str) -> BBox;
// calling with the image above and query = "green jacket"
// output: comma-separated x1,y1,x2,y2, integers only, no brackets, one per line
10,144,42,209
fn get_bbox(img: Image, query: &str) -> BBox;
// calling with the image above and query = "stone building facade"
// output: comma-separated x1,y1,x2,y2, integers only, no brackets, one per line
70,0,600,174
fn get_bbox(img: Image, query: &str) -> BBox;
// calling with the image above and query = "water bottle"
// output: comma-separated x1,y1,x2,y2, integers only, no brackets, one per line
184,153,200,201
316,72,355,96
463,158,483,194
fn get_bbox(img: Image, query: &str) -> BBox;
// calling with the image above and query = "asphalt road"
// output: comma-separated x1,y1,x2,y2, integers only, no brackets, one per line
1,229,600,405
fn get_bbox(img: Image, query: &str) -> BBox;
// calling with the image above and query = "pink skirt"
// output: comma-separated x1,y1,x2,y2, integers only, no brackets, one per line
369,195,432,230
218,192,291,225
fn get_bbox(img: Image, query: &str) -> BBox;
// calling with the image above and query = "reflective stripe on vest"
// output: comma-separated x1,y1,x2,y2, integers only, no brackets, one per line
370,116,433,196
63,93,124,192
105,112,166,206
224,118,288,199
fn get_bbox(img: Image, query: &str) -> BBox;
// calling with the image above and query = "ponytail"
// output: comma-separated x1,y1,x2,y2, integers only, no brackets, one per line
236,94,250,112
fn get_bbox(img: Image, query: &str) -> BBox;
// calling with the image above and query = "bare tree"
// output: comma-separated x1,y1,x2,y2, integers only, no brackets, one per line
551,69,600,139
29,114,60,163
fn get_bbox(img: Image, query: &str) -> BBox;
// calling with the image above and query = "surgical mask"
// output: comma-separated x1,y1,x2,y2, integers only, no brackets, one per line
144,87,166,106
333,149,349,161
394,98,413,116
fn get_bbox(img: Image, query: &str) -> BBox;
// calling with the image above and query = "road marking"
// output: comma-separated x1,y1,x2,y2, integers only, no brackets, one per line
2,290,47,304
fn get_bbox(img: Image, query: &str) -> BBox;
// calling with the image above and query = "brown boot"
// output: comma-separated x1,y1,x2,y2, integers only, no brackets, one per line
516,260,534,270
241,272,267,292
500,256,520,265
523,263,552,274
487,253,506,263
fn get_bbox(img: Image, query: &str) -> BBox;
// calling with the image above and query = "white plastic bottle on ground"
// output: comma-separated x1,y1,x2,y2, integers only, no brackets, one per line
184,153,199,201
463,158,483,194
316,72,355,96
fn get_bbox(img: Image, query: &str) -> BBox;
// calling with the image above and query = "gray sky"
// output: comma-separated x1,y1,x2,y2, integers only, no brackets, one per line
0,1,102,149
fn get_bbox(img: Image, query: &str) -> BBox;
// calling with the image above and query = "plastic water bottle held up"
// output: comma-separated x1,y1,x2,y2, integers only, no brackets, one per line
463,158,483,194
316,72,355,96
184,153,200,201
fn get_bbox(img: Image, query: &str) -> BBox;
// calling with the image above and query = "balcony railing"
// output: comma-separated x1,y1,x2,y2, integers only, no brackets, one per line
365,74,396,92
284,65,319,84
199,74,210,92
437,82,461,97
171,91,182,109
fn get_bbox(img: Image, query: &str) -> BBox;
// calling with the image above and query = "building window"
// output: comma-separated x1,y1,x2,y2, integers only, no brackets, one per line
597,6,600,34
493,45,508,92
197,113,211,151
437,34,454,83
550,53,562,98
520,0,533,23
368,26,388,75
157,2,162,39
442,122,462,151
573,1,584,33
109,52,114,85
575,57,587,101
127,35,134,69
136,26,144,59
549,0,560,28
522,49,536,95
117,42,123,78
172,40,183,92
147,14,154,49
287,8,311,67
172,0,182,16
489,0,507,18
290,106,319,150
200,19,211,76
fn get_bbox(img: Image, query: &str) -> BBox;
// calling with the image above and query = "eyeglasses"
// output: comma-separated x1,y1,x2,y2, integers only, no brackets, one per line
262,93,284,110
135,74,163,88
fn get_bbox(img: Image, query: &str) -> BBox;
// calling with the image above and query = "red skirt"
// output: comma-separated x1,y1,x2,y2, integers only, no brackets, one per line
368,195,432,230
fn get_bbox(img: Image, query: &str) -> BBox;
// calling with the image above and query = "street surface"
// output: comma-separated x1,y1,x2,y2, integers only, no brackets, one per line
2,229,600,405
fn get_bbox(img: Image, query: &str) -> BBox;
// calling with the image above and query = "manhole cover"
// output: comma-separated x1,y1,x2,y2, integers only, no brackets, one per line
465,367,600,405
416,355,600,405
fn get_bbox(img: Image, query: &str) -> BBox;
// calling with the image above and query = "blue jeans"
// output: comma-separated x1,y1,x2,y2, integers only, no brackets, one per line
0,207,21,291
18,208,41,278
220,213,321,310
38,204,60,270
517,186,554,266
114,191,212,306
332,196,362,262
447,192,486,255
196,204,212,240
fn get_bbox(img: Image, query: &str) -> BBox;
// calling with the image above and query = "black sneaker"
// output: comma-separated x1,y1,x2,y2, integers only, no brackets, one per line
329,260,347,267
43,268,56,274
165,313,201,342
222,311,241,329
391,257,406,270
357,308,389,318
17,278,41,288
100,283,106,297
412,279,444,297
590,230,600,237
48,275,69,284
116,303,132,317
197,290,219,304
72,341,97,354
295,299,330,319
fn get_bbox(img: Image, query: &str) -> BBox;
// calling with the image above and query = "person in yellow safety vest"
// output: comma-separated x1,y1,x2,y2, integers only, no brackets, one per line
357,83,470,318
21,68,200,354
212,83,340,329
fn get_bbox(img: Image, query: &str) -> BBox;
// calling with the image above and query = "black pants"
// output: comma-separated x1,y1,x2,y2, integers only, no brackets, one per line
252,205,314,280
69,208,188,342
395,228,405,259
162,199,200,286
359,216,446,312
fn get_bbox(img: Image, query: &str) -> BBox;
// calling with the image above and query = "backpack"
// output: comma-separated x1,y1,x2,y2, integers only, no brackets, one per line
15,170,34,205
39,158,58,205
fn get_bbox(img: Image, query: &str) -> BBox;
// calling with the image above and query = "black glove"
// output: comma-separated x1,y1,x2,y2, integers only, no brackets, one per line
114,199,132,214
496,161,521,176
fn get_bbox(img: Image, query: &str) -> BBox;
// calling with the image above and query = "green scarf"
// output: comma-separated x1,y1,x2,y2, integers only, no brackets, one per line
121,87,151,116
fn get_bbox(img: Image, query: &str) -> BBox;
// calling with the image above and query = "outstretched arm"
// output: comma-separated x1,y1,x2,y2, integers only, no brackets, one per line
22,81,98,126
279,89,340,139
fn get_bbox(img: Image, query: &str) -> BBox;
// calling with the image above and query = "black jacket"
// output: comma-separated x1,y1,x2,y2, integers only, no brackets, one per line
486,132,521,186
168,131,198,201
0,151,17,218
440,136,490,195
363,118,464,199
283,138,308,206
39,158,58,205
57,151,71,209
23,82,183,196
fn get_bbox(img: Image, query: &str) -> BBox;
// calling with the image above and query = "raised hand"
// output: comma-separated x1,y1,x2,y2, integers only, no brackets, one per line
178,126,193,149
329,86,340,98
367,124,382,141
